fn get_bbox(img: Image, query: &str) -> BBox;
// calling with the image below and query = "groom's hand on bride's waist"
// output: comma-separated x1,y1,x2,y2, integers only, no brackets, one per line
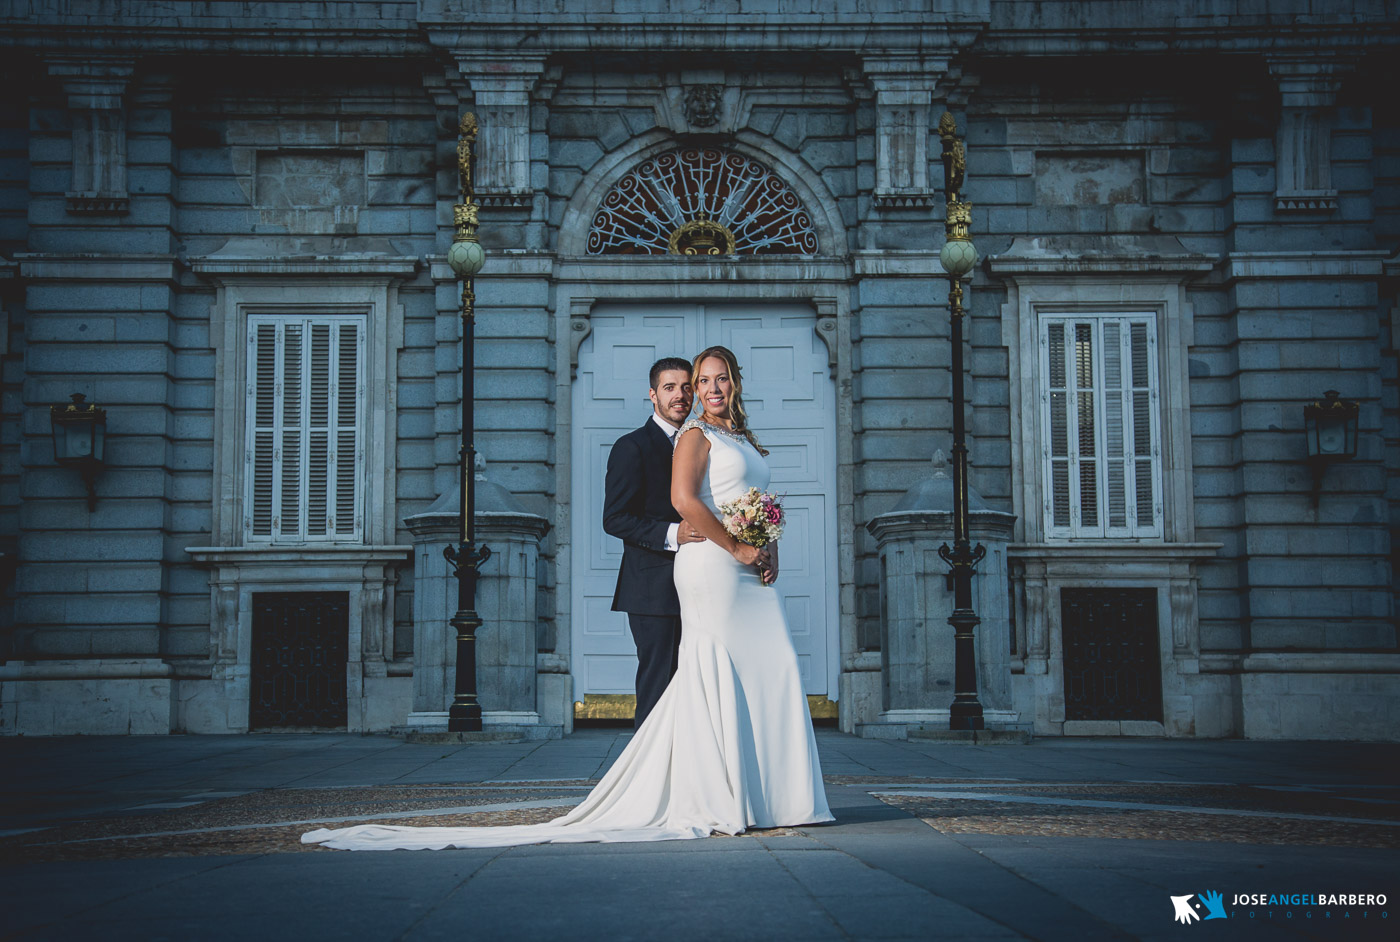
677,521,708,545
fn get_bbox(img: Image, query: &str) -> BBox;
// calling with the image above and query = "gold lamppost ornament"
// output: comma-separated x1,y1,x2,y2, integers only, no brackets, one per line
935,111,986,731
443,111,492,734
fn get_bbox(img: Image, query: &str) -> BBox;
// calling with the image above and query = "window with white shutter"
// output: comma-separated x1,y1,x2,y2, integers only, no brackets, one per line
246,315,365,543
1039,312,1162,539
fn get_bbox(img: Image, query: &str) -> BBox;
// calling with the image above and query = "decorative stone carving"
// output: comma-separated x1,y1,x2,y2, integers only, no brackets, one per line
48,56,133,216
1267,55,1354,214
214,582,239,663
453,56,547,208
568,296,595,379
361,581,387,675
813,296,838,378
683,84,724,127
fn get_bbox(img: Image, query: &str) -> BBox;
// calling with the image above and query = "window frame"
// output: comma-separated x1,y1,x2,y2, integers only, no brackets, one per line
193,264,411,552
994,267,1206,548
244,313,368,545
1038,310,1164,541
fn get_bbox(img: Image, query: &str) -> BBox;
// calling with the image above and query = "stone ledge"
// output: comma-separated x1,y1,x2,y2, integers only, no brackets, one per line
185,545,413,565
400,729,523,744
188,255,419,278
0,658,171,681
1274,191,1339,213
1200,652,1400,674
1224,250,1391,281
907,728,1032,744
16,253,178,282
1009,542,1222,562
986,235,1216,277
857,717,1031,743
428,251,553,281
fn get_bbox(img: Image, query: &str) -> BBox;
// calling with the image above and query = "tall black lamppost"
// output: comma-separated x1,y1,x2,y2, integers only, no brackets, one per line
444,112,491,733
935,112,986,731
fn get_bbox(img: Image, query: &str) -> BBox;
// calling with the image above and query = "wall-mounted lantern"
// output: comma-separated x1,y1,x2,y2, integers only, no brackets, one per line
49,392,106,511
1303,389,1359,505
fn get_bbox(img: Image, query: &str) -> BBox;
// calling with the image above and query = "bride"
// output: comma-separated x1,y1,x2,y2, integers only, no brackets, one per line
302,345,832,850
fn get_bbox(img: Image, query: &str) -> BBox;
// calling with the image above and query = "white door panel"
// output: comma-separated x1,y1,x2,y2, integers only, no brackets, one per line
572,303,837,699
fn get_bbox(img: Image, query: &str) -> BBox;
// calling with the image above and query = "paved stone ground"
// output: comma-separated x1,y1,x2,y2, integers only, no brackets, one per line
1,731,1396,941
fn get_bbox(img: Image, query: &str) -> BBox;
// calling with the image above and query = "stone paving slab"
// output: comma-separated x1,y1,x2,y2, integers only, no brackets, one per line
1,731,1397,941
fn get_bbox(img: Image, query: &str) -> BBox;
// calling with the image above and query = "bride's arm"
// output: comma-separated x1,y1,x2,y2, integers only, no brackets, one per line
671,428,763,567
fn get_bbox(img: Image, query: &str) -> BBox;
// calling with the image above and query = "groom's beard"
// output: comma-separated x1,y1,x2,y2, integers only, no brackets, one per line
659,398,692,423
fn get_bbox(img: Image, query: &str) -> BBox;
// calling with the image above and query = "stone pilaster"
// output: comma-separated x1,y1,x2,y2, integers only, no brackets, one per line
453,56,547,208
1267,55,1355,214
46,56,134,216
861,56,948,209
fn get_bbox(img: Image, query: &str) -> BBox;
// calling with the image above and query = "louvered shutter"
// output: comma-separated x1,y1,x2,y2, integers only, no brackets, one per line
246,315,365,543
334,323,360,538
249,323,277,537
307,322,331,536
1041,313,1161,540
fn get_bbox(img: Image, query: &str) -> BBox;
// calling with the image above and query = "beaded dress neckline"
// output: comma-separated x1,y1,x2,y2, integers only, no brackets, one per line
675,417,751,448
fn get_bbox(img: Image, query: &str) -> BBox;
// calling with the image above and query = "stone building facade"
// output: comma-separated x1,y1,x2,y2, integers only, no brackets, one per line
1,1,1397,740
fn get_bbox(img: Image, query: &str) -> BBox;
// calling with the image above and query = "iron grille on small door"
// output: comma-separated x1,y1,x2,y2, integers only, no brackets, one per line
1060,587,1163,723
250,592,349,728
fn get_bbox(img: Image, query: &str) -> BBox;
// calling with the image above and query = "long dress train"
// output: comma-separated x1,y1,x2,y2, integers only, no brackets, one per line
301,418,832,850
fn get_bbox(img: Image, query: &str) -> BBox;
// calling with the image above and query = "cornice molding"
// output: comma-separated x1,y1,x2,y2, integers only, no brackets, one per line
986,236,1216,279
1223,250,1391,282
188,255,420,280
3,3,1396,59
15,253,177,282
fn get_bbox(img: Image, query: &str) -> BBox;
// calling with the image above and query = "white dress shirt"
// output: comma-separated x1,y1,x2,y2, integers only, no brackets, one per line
651,412,683,552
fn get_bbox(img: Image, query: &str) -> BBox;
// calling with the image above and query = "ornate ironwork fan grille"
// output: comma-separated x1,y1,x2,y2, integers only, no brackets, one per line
587,148,819,256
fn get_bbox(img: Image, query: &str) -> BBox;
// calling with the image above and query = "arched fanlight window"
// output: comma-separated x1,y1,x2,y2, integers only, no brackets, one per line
586,147,819,256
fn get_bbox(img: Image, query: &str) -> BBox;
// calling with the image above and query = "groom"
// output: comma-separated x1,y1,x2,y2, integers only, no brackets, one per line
603,357,706,729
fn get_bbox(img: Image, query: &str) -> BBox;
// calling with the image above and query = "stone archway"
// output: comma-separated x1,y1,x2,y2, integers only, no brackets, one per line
585,146,819,256
556,130,846,258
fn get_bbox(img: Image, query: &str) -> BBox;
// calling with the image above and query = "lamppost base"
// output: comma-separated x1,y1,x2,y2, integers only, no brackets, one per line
948,703,985,731
447,706,483,733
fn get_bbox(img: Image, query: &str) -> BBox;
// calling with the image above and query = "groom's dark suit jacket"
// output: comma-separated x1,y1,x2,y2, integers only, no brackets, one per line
604,418,682,616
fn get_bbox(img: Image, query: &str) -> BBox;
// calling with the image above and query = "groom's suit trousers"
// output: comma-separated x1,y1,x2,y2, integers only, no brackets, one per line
629,613,681,730
604,417,685,731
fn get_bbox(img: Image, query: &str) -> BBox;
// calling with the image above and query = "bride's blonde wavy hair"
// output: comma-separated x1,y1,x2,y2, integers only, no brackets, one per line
690,345,767,456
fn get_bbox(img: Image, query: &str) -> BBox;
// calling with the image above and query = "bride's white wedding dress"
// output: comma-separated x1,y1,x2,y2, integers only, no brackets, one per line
302,418,832,850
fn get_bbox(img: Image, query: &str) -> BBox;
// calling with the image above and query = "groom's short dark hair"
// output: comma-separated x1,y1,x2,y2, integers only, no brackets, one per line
649,357,692,390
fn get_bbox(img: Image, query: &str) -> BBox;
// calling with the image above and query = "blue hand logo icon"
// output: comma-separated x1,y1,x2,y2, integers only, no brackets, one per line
1198,890,1227,921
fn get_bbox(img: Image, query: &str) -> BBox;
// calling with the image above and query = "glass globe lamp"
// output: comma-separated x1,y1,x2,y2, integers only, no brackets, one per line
448,239,486,278
939,239,978,277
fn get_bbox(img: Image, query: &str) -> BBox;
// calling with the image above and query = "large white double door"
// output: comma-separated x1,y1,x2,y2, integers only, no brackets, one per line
571,303,838,704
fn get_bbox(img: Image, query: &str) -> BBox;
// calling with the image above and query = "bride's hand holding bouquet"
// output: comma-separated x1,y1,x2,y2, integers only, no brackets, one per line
718,487,785,584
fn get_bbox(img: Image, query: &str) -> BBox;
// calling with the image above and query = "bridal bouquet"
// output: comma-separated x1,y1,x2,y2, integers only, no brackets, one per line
718,487,785,549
